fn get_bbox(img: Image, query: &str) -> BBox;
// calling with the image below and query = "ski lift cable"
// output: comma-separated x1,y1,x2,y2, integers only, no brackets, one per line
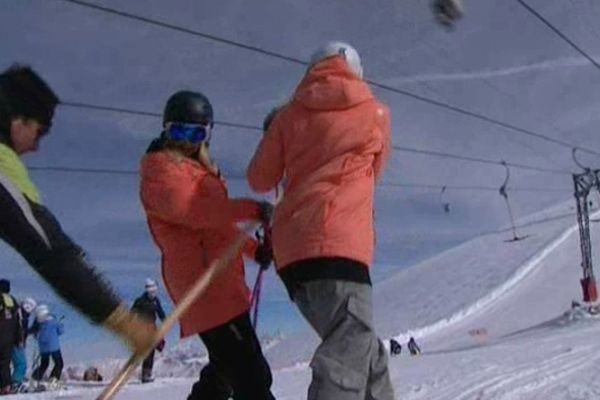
59,103,580,176
60,101,263,132
27,164,569,193
28,165,138,176
56,0,307,66
516,0,600,71
392,145,573,175
55,0,600,157
380,182,567,193
27,140,576,180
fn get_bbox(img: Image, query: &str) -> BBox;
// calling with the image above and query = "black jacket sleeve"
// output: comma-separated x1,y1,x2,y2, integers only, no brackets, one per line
155,298,166,321
0,181,121,324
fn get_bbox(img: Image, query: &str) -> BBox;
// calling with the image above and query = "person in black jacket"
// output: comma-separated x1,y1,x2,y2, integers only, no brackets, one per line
131,279,166,383
10,297,36,392
389,339,402,356
0,65,156,363
0,279,21,395
407,337,421,356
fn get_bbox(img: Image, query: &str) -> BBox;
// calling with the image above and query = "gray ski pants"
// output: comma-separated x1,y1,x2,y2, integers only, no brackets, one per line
293,280,395,400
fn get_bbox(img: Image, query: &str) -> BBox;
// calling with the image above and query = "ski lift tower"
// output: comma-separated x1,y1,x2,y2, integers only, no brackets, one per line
573,167,600,303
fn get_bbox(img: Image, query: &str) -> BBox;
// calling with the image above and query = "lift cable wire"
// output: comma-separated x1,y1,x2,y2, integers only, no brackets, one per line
56,0,600,156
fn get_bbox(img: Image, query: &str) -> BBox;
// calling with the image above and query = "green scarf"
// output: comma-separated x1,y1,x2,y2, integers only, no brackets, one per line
0,143,42,204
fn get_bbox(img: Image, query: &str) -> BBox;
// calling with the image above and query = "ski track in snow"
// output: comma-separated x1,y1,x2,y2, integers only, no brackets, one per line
435,346,596,400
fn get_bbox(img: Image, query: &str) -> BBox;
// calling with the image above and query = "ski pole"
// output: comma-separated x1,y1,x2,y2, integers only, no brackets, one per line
250,224,272,329
97,223,257,400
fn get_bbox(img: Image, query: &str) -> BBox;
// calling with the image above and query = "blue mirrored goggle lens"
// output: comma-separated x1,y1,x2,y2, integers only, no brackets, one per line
167,123,209,144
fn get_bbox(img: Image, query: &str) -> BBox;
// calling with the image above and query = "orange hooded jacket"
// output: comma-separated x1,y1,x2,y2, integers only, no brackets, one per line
140,150,260,336
247,56,391,270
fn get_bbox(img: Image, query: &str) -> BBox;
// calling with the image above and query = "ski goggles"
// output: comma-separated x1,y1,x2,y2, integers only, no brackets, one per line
165,122,211,144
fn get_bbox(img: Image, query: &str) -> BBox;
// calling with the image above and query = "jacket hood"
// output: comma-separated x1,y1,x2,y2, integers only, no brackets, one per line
293,56,373,111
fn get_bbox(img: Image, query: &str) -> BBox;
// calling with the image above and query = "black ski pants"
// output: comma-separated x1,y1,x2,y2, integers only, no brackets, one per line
0,343,12,389
0,318,17,389
187,312,275,400
33,350,63,380
142,349,155,375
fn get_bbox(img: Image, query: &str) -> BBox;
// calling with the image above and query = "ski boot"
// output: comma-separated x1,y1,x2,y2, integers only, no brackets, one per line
10,382,29,394
47,377,65,391
30,379,47,393
141,368,154,384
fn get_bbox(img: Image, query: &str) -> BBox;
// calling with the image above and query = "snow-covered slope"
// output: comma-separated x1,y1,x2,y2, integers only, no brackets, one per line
12,200,600,399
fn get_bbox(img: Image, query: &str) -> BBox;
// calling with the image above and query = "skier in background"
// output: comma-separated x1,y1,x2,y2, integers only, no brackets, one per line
131,278,166,383
140,90,276,400
390,339,402,356
407,337,421,356
0,64,157,363
30,305,64,389
247,41,394,400
11,297,36,393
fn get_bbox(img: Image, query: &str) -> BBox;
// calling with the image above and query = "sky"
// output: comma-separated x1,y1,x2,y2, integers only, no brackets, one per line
2,0,600,360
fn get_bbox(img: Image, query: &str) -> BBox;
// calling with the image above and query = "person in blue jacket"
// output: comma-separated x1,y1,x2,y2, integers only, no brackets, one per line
31,305,64,384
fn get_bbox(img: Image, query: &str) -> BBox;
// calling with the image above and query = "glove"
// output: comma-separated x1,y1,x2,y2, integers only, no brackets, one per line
257,201,274,224
104,305,158,355
156,338,166,352
254,242,273,270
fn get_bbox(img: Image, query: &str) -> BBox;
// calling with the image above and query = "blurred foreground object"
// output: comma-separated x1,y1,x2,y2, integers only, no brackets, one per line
432,0,464,28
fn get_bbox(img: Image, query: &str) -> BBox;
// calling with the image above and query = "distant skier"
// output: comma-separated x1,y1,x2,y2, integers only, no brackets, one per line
0,65,157,361
11,297,36,393
30,305,64,388
140,90,276,399
131,279,166,383
407,337,421,356
0,279,20,395
390,339,402,356
247,41,394,400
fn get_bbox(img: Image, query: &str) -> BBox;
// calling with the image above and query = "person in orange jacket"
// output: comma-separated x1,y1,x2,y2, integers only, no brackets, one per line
140,90,275,400
247,42,394,400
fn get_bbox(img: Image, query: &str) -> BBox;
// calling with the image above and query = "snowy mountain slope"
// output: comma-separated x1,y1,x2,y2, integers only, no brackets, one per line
11,201,600,400
374,202,598,345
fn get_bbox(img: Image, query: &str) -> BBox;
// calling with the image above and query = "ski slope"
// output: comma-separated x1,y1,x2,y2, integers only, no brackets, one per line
10,200,600,399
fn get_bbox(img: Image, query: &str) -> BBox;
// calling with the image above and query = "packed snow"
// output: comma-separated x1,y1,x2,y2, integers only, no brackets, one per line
8,200,600,399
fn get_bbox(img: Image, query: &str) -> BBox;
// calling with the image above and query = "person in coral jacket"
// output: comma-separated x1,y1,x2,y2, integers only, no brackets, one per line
247,42,394,400
140,90,275,400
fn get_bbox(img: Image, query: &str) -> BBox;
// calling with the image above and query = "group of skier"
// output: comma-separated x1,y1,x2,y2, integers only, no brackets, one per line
390,337,422,357
0,279,65,394
0,39,395,399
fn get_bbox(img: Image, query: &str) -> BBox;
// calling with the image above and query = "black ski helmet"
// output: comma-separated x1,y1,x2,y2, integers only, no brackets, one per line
163,90,214,127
